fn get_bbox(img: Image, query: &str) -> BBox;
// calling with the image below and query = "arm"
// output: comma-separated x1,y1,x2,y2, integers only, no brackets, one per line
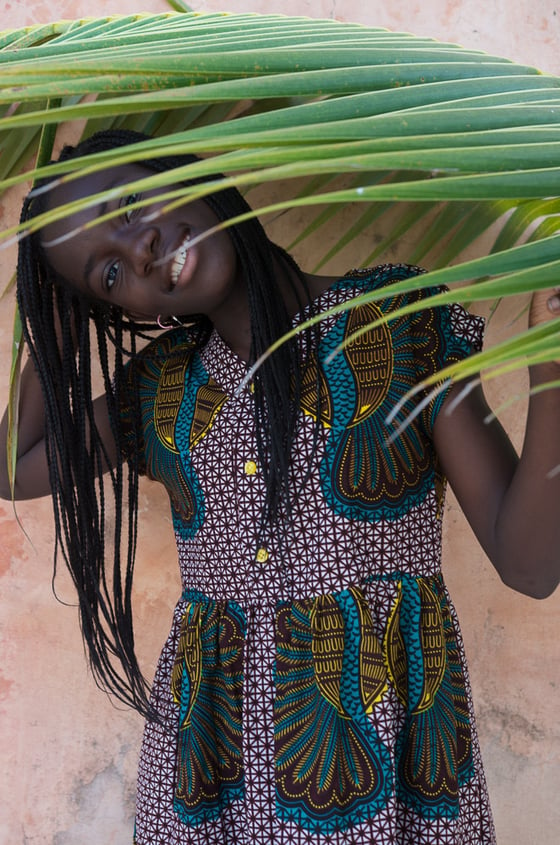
0,355,116,501
433,289,560,599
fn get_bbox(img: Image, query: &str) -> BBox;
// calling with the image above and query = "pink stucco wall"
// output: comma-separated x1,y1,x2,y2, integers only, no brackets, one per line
1,2,559,843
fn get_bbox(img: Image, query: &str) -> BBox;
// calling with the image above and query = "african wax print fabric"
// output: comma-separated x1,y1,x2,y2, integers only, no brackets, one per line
124,265,495,845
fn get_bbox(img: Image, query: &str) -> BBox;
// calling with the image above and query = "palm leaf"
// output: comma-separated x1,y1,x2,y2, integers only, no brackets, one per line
2,10,560,441
4,102,59,500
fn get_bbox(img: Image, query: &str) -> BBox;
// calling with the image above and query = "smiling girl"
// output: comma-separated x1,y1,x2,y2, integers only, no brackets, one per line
1,129,559,845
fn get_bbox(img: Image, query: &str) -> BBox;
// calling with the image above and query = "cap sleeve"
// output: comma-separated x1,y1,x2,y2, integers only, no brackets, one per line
117,327,199,475
335,265,484,439
408,285,485,434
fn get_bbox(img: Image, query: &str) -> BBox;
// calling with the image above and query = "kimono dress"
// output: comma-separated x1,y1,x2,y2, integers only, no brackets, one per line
124,264,496,845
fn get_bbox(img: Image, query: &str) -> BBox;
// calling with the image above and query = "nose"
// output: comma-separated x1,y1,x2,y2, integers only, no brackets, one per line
123,224,159,277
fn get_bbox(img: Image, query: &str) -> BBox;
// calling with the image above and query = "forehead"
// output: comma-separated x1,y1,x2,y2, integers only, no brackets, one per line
44,162,151,212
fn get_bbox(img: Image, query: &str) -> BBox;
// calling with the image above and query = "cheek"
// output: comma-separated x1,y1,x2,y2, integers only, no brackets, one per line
206,230,238,278
111,286,158,319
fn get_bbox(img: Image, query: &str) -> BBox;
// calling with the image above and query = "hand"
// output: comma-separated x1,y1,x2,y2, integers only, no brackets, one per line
529,287,560,328
528,288,560,371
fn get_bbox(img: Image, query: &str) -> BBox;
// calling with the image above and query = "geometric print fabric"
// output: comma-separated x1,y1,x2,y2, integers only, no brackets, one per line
129,266,495,844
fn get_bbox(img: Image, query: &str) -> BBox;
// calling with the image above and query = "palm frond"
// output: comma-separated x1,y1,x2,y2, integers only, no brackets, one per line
1,11,560,389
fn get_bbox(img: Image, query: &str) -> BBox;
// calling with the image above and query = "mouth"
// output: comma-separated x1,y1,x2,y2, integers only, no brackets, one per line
170,233,191,289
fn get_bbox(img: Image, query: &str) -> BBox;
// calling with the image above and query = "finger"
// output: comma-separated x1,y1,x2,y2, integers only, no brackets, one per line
548,292,560,312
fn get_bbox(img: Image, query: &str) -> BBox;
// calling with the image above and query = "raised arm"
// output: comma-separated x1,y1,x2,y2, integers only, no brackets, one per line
0,355,116,501
433,289,560,599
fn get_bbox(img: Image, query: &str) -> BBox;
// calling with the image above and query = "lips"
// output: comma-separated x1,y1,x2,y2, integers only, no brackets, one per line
170,233,191,288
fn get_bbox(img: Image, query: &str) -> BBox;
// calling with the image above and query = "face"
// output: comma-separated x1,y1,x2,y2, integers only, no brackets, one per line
40,164,241,322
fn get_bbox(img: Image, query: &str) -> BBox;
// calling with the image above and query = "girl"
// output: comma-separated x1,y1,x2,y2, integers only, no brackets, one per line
1,129,559,845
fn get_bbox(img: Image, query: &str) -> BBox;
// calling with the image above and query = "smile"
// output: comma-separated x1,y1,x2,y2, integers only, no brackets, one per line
170,234,191,287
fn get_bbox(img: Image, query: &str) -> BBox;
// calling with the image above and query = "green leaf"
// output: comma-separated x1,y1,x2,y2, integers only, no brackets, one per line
2,11,560,401
7,304,23,501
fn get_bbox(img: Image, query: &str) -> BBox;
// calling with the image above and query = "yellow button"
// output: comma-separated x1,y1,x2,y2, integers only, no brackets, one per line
244,460,258,476
256,547,269,563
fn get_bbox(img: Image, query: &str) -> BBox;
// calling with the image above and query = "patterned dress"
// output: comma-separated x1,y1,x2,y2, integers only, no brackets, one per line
125,265,496,845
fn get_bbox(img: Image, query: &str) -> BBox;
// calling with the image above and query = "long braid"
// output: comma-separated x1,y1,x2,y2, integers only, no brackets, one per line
17,129,318,714
18,201,152,711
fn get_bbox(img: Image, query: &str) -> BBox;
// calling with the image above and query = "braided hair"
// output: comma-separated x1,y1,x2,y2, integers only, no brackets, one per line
17,129,316,715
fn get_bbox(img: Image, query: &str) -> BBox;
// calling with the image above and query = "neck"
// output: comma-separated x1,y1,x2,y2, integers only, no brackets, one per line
209,257,339,362
209,278,252,361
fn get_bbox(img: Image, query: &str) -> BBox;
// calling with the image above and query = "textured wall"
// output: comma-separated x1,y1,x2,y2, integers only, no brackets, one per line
1,2,559,843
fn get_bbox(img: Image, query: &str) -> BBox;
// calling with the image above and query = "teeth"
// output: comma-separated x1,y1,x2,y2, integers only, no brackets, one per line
170,235,190,286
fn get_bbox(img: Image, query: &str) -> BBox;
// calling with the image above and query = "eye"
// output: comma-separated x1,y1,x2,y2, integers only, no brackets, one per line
121,192,141,223
105,260,120,291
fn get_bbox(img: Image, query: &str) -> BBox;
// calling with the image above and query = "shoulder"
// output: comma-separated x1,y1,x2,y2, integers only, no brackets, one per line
337,262,426,299
337,262,460,318
129,325,202,382
309,263,428,338
336,263,484,349
119,325,206,418
327,262,443,324
117,326,204,450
